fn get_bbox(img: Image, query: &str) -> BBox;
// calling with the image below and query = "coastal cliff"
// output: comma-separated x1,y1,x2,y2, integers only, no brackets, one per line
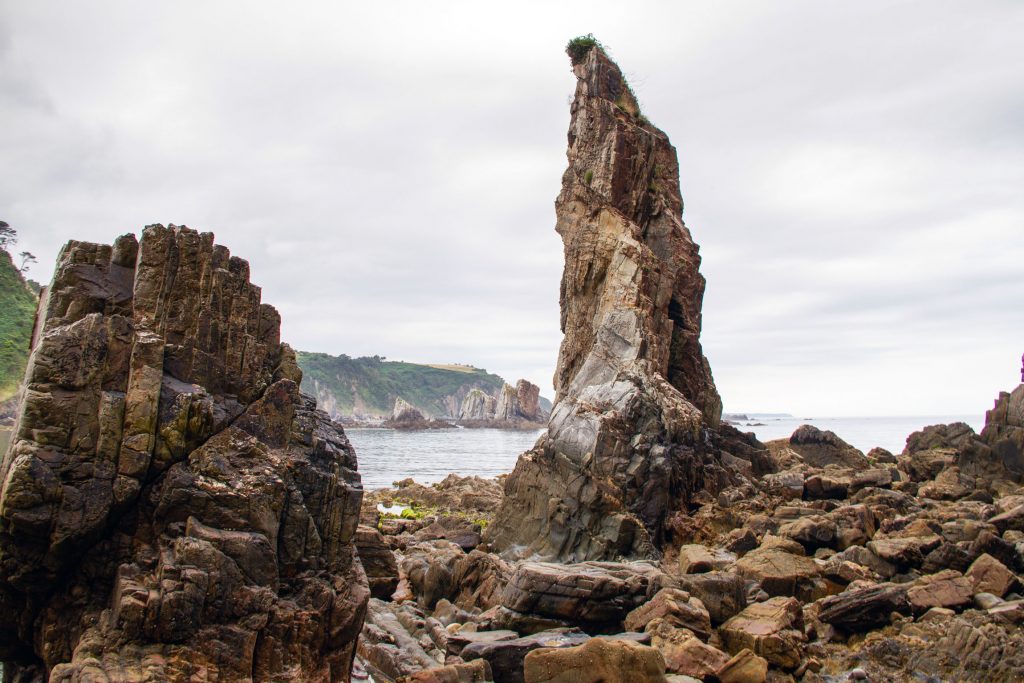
486,43,759,562
0,226,367,681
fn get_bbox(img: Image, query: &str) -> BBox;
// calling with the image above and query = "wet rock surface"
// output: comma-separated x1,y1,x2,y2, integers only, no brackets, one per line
0,225,368,681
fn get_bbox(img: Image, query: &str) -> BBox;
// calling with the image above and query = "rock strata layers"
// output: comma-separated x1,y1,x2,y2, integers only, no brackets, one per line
458,379,546,427
0,225,368,681
487,44,758,561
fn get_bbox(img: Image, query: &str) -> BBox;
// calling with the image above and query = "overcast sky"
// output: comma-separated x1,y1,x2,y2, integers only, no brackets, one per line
2,1,1022,417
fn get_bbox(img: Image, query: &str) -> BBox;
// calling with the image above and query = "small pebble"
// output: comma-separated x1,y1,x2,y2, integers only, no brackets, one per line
849,668,868,680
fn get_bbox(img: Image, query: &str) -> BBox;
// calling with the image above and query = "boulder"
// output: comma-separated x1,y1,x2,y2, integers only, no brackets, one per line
715,648,768,683
645,619,729,677
719,597,805,669
401,540,466,609
906,570,974,612
675,571,748,625
522,637,668,683
989,503,1024,535
904,422,978,455
817,583,910,632
356,524,400,600
461,629,591,683
867,534,942,569
450,549,513,611
734,547,822,599
788,425,869,469
500,561,662,632
677,544,736,573
623,588,712,641
405,659,493,683
0,226,368,681
965,553,1016,597
777,515,837,551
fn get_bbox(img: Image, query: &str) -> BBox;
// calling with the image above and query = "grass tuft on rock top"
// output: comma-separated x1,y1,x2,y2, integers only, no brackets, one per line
566,34,601,65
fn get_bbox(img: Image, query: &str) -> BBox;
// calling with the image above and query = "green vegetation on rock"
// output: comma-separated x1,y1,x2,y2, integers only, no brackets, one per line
296,352,506,419
566,34,601,65
0,250,37,401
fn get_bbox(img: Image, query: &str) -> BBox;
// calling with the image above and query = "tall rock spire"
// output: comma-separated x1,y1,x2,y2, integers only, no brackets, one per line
486,41,747,562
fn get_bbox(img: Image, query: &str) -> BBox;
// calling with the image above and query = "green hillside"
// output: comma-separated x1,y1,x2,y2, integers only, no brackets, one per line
296,352,507,419
0,250,38,401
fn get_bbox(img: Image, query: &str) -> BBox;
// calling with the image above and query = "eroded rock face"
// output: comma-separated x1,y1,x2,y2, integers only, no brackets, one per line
0,225,368,681
486,45,757,562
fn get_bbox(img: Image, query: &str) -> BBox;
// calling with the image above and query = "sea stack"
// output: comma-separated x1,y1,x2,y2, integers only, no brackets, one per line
0,225,368,681
487,41,747,561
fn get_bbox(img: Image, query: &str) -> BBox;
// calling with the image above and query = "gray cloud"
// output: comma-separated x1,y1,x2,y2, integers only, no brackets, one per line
2,0,1021,417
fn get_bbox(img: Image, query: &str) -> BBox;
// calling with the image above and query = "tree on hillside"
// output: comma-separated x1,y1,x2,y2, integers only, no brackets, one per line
0,221,15,251
18,251,36,274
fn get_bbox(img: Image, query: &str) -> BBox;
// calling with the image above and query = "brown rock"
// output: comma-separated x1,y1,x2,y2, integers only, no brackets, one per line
450,549,512,611
645,619,729,677
404,659,493,683
777,515,837,551
989,503,1024,534
486,43,766,563
817,582,911,632
675,571,748,625
461,629,592,683
623,588,711,641
716,648,768,683
788,425,869,469
677,544,736,573
500,561,662,632
734,547,821,599
523,637,667,683
356,524,400,600
906,570,974,612
867,534,942,569
719,597,805,669
0,226,368,681
966,553,1015,597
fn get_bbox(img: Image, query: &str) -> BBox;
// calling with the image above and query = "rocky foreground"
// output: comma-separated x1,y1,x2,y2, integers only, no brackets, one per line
0,226,368,681
354,385,1024,682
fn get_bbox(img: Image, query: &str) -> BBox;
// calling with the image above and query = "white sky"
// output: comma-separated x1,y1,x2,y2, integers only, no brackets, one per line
2,1,1022,417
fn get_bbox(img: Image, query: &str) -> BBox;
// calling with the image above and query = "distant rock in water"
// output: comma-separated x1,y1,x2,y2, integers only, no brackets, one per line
458,379,547,428
383,396,451,430
393,396,425,421
486,43,764,562
0,225,368,681
458,387,496,420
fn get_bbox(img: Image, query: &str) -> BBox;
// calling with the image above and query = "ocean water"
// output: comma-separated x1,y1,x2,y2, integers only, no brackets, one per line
346,427,545,490
347,414,988,490
734,414,986,454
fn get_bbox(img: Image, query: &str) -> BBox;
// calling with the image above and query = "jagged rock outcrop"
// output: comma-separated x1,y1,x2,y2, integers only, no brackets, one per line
493,383,519,421
486,44,756,561
459,388,496,421
458,380,545,427
0,225,368,681
493,380,545,423
392,396,425,422
515,379,542,422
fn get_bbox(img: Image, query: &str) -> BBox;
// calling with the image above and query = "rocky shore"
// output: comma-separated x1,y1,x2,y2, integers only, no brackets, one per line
2,38,1021,683
352,388,1024,682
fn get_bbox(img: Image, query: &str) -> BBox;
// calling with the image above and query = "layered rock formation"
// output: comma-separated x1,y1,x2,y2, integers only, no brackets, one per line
487,44,756,561
459,388,497,421
458,379,546,427
0,225,368,681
